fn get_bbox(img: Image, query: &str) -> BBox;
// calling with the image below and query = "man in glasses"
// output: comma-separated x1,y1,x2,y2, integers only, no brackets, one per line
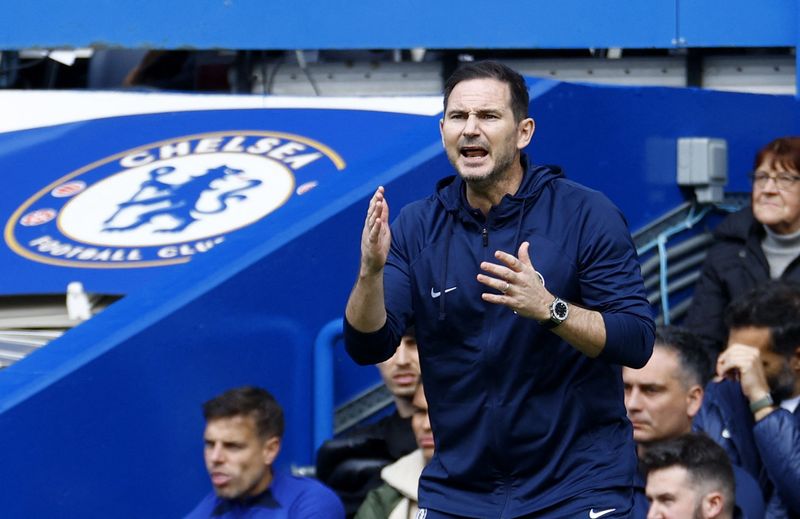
687,136,800,353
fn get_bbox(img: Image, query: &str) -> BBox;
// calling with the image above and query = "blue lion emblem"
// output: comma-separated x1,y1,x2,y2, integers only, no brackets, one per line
103,165,261,233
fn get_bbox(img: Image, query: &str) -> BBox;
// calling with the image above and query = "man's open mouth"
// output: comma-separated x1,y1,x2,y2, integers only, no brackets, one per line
460,146,488,158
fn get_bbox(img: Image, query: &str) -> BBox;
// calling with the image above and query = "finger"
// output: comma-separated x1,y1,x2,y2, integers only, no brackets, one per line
493,250,523,272
517,241,532,267
476,273,510,294
479,261,513,281
368,216,383,243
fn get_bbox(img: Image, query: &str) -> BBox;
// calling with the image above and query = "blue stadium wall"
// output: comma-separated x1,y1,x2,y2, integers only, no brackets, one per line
0,80,798,517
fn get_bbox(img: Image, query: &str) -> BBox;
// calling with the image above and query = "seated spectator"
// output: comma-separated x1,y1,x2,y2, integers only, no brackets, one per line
355,383,432,519
687,137,800,353
185,386,344,519
642,433,737,519
694,281,800,517
624,326,764,518
316,329,420,517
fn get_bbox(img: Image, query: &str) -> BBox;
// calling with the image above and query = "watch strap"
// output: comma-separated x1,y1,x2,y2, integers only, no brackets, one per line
539,318,560,330
749,394,774,414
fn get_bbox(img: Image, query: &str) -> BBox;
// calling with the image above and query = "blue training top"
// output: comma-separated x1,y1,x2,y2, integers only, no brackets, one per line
184,471,344,519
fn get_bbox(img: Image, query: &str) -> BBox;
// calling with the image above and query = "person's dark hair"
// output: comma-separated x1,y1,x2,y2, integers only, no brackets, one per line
725,281,800,358
443,60,529,122
203,386,285,440
642,433,734,516
655,325,714,387
754,136,800,172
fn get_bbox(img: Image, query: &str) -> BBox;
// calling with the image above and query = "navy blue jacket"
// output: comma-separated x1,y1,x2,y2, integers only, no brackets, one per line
345,158,655,517
694,380,800,518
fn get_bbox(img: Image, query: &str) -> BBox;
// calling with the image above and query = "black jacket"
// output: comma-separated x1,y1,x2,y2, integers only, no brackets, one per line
686,208,800,352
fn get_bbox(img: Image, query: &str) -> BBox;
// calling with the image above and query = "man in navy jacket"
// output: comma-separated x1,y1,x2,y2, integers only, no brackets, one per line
694,282,800,518
344,61,655,518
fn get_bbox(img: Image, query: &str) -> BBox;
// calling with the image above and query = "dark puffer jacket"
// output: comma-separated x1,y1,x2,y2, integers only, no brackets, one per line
686,208,800,352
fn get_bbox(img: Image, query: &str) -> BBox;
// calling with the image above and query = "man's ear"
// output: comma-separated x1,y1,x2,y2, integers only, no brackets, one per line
262,436,281,466
686,384,704,419
701,491,724,518
516,118,535,149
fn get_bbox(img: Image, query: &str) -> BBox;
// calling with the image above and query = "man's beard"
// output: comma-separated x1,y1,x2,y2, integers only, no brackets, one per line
768,361,797,404
458,150,517,192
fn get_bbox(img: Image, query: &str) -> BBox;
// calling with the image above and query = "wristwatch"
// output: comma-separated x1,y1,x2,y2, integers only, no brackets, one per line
540,297,569,329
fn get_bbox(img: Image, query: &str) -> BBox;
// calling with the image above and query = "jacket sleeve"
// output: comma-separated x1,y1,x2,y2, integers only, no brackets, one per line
692,380,767,489
684,246,730,352
753,409,800,514
577,193,655,368
344,208,416,366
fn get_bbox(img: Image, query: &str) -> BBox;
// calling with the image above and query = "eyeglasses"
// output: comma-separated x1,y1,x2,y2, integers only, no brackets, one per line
748,170,800,190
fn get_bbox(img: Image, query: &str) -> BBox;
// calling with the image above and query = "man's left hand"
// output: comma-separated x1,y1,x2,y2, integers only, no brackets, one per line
477,241,551,320
716,343,771,403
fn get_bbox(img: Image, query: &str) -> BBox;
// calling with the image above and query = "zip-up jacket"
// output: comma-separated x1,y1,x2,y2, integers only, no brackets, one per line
686,208,800,352
345,156,655,517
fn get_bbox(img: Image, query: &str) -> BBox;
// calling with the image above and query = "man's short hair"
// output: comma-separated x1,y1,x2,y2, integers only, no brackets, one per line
642,433,735,516
443,60,530,123
655,325,714,388
725,281,800,358
203,386,285,440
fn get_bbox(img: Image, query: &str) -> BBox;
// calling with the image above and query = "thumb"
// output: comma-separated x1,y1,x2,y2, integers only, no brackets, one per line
518,241,532,267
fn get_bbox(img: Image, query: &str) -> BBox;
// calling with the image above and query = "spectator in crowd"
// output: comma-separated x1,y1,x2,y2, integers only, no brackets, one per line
185,386,344,519
624,326,764,518
694,281,800,518
687,136,800,352
355,383,433,519
316,329,419,517
642,433,737,519
345,60,654,518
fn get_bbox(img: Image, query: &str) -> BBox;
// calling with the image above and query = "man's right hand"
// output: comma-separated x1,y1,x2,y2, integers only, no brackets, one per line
346,187,390,333
360,186,391,277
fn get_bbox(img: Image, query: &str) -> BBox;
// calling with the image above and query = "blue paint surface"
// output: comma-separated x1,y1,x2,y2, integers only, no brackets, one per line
3,0,785,49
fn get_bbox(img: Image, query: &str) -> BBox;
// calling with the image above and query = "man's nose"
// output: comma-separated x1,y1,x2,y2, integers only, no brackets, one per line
396,345,409,365
646,505,662,519
423,414,432,432
209,444,225,462
625,388,641,412
462,113,480,136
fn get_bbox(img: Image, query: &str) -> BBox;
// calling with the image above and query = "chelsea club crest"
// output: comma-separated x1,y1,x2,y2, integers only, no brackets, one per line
5,131,345,268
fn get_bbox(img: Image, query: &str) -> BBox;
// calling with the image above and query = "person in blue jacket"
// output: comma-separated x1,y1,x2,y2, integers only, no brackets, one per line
694,281,800,518
184,386,345,519
344,60,655,518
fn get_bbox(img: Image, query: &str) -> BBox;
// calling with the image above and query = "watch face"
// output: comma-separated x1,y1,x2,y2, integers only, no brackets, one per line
553,300,568,320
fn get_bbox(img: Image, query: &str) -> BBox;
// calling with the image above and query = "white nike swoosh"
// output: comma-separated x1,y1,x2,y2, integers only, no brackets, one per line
430,287,457,298
589,508,616,519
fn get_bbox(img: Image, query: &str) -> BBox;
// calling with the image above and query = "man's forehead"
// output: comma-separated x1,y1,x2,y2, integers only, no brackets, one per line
205,414,258,439
446,78,512,110
647,465,693,493
624,347,681,382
